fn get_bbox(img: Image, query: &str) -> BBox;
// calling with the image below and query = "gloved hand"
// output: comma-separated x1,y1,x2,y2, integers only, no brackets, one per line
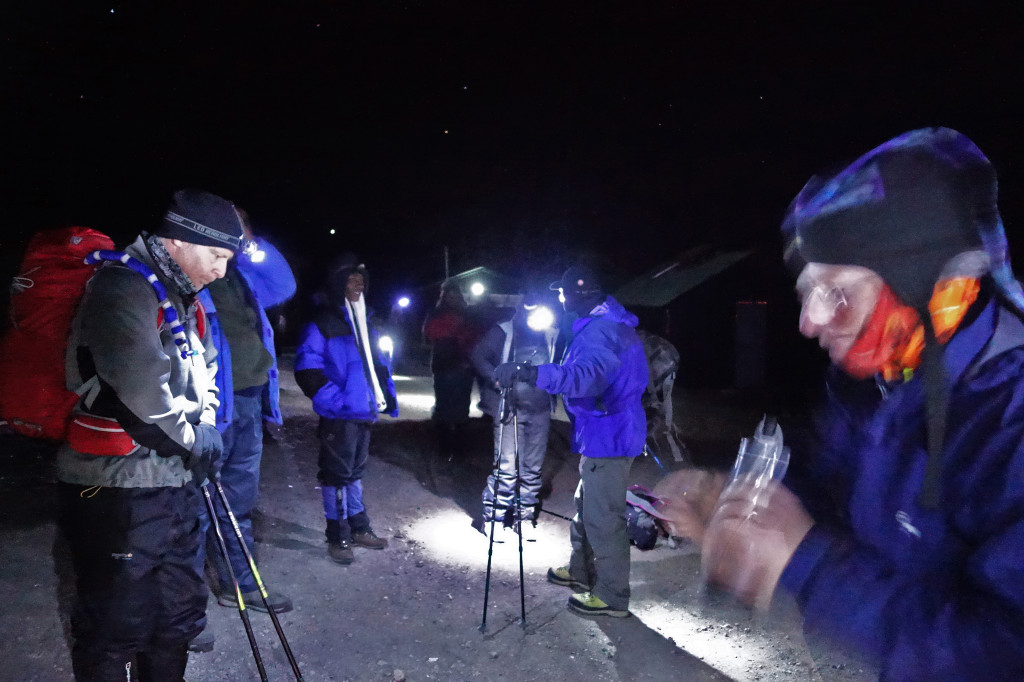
492,362,539,388
185,423,224,485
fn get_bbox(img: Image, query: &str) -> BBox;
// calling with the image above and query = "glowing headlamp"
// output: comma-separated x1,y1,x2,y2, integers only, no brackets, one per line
526,305,555,331
378,334,394,357
240,239,265,263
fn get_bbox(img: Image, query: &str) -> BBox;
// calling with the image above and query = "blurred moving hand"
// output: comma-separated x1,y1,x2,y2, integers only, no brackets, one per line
651,468,728,544
701,480,813,609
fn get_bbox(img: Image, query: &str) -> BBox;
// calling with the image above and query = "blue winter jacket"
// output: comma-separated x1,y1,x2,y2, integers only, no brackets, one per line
294,305,398,421
781,299,1024,680
536,296,647,458
198,237,296,430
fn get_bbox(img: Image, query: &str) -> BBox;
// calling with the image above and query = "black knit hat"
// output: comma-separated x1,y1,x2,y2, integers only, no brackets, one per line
549,265,603,295
782,128,995,315
156,189,245,252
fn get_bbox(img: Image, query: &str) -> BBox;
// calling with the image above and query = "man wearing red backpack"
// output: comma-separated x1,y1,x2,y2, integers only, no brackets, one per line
57,189,243,681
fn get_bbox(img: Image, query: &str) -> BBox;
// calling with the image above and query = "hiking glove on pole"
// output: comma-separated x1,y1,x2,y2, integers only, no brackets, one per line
493,362,538,388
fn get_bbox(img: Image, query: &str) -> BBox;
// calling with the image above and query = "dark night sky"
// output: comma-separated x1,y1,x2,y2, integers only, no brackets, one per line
5,2,1024,309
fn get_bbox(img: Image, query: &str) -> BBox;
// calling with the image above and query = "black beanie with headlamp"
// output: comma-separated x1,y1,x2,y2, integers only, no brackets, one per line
156,188,246,252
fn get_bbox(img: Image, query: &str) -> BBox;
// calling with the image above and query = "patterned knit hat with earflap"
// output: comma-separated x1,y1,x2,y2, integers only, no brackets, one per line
781,127,1024,507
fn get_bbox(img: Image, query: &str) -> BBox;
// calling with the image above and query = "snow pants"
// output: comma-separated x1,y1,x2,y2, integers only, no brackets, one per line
317,418,374,542
59,482,206,681
568,455,634,610
481,410,550,520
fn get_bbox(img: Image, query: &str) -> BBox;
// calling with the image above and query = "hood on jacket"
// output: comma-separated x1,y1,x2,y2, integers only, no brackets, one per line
325,252,369,308
573,295,639,334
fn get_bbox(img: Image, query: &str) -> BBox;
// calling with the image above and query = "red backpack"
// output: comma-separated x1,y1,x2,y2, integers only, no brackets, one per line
0,227,115,440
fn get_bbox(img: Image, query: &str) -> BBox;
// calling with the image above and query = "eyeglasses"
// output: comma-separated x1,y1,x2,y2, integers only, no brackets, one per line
802,284,848,325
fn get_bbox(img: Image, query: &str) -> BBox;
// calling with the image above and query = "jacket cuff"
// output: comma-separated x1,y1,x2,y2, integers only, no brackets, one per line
536,364,558,391
780,523,833,596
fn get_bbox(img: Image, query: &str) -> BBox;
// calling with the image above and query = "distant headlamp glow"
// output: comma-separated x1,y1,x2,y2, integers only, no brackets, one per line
378,335,394,356
397,296,411,308
526,305,555,331
470,282,485,297
557,289,566,304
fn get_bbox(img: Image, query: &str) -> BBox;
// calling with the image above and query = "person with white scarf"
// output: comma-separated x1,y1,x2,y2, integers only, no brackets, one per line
295,254,398,565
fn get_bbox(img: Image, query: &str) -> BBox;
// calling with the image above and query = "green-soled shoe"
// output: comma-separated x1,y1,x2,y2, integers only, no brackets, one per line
567,591,630,618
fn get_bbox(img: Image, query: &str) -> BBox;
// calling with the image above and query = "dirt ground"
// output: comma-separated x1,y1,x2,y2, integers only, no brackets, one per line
0,359,878,681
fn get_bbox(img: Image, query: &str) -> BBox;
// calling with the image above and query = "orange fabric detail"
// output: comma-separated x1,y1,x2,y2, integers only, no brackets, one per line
840,277,980,382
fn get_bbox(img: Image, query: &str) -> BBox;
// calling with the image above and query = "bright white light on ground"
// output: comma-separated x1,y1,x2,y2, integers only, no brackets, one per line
632,601,797,681
404,508,568,572
526,306,555,331
470,281,485,297
249,250,266,263
378,335,394,356
397,296,411,308
397,392,436,411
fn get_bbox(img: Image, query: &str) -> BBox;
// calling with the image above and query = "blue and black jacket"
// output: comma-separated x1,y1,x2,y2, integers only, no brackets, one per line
294,304,398,421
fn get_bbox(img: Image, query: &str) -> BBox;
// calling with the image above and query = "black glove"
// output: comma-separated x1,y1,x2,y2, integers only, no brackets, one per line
185,423,223,485
492,362,539,389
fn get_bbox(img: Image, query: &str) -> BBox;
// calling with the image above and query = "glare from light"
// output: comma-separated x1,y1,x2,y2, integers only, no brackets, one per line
378,335,394,356
397,296,411,308
470,281,485,297
403,508,568,572
329,228,336,235
526,305,555,331
250,250,266,263
630,601,794,681
558,289,566,304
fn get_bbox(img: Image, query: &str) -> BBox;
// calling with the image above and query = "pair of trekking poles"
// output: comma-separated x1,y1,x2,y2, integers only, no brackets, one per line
480,384,528,632
201,479,303,681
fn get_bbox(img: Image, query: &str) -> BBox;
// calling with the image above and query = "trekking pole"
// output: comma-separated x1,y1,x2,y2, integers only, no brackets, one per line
212,480,304,681
201,483,268,682
480,386,511,633
510,403,527,628
643,443,668,472
538,507,573,522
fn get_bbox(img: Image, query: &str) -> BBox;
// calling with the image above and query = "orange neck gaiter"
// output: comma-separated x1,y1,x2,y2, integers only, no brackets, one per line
840,277,980,382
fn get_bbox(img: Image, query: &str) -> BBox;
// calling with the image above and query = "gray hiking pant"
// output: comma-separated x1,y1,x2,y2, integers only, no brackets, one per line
569,455,634,610
481,411,550,520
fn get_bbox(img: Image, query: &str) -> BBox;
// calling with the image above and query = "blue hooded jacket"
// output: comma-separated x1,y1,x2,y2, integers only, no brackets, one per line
536,296,647,457
198,236,296,430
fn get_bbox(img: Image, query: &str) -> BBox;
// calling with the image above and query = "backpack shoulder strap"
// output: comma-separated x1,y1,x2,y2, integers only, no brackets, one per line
85,250,197,359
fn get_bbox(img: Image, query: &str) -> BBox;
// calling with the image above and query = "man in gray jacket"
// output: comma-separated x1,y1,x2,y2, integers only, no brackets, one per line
57,189,242,681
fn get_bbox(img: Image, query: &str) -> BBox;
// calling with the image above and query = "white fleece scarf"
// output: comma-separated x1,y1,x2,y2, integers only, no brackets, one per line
345,294,387,411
